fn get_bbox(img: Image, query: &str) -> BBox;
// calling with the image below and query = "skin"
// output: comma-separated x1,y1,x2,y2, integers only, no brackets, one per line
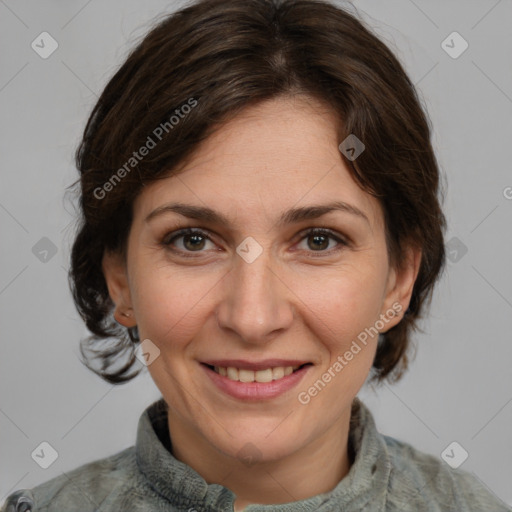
103,94,421,510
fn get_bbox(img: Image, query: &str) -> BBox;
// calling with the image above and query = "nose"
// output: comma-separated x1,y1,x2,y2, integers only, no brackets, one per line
215,245,294,345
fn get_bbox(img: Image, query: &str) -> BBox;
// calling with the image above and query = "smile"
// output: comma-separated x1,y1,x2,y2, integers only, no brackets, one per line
210,364,309,382
200,362,313,400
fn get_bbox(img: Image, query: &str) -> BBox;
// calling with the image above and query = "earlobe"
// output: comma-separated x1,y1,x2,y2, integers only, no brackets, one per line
102,250,136,327
113,308,136,327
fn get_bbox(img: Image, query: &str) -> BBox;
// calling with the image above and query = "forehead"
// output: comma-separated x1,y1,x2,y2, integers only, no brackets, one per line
133,95,383,232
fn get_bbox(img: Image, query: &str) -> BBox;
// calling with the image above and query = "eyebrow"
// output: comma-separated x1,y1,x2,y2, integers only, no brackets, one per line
145,200,370,227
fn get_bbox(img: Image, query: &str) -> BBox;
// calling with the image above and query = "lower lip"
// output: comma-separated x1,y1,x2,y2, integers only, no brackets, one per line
201,363,311,401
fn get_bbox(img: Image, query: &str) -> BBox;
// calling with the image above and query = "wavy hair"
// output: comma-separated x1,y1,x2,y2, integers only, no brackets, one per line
68,0,446,384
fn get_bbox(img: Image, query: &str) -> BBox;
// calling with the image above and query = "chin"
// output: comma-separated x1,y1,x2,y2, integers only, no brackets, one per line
213,426,304,464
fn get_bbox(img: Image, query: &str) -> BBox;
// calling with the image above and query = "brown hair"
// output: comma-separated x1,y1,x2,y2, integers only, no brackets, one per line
68,0,446,385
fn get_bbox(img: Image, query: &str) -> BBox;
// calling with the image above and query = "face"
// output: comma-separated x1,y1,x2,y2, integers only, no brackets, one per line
103,95,420,465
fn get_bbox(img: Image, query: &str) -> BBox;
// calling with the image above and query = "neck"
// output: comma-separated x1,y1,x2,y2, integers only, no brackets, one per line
167,406,354,509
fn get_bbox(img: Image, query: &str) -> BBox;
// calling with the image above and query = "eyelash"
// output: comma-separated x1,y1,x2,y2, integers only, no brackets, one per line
161,227,348,258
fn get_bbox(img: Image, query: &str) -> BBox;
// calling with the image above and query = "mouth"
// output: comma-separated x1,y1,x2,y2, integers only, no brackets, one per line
201,362,313,383
199,356,314,400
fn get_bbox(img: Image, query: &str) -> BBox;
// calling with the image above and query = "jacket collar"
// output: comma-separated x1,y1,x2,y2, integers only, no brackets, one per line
136,397,391,511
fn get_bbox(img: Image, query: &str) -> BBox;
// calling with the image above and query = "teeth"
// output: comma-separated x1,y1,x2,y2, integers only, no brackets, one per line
213,365,302,382
272,367,284,380
227,367,238,380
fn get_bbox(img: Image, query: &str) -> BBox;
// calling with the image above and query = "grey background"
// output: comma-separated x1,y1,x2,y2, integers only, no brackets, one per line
1,0,511,506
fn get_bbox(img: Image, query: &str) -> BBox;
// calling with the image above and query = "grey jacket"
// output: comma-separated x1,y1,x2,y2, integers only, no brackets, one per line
2,397,510,511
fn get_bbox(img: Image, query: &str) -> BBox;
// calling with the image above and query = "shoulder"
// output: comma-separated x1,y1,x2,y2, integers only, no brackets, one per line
1,446,146,512
382,435,511,511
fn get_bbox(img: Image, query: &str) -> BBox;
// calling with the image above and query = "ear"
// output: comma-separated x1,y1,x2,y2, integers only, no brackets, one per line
379,243,422,331
102,250,136,327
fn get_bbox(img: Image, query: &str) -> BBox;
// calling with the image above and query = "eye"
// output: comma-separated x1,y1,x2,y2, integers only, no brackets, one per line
295,228,348,255
162,227,348,258
162,228,216,256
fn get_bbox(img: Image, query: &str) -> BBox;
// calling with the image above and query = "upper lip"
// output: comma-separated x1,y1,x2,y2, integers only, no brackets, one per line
201,359,312,371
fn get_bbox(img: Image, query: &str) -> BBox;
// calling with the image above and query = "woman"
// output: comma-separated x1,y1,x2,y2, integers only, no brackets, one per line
3,0,510,510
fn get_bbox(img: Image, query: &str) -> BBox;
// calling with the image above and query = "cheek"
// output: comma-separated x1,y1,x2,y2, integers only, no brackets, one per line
290,264,387,392
301,263,387,337
131,266,218,347
130,244,389,359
